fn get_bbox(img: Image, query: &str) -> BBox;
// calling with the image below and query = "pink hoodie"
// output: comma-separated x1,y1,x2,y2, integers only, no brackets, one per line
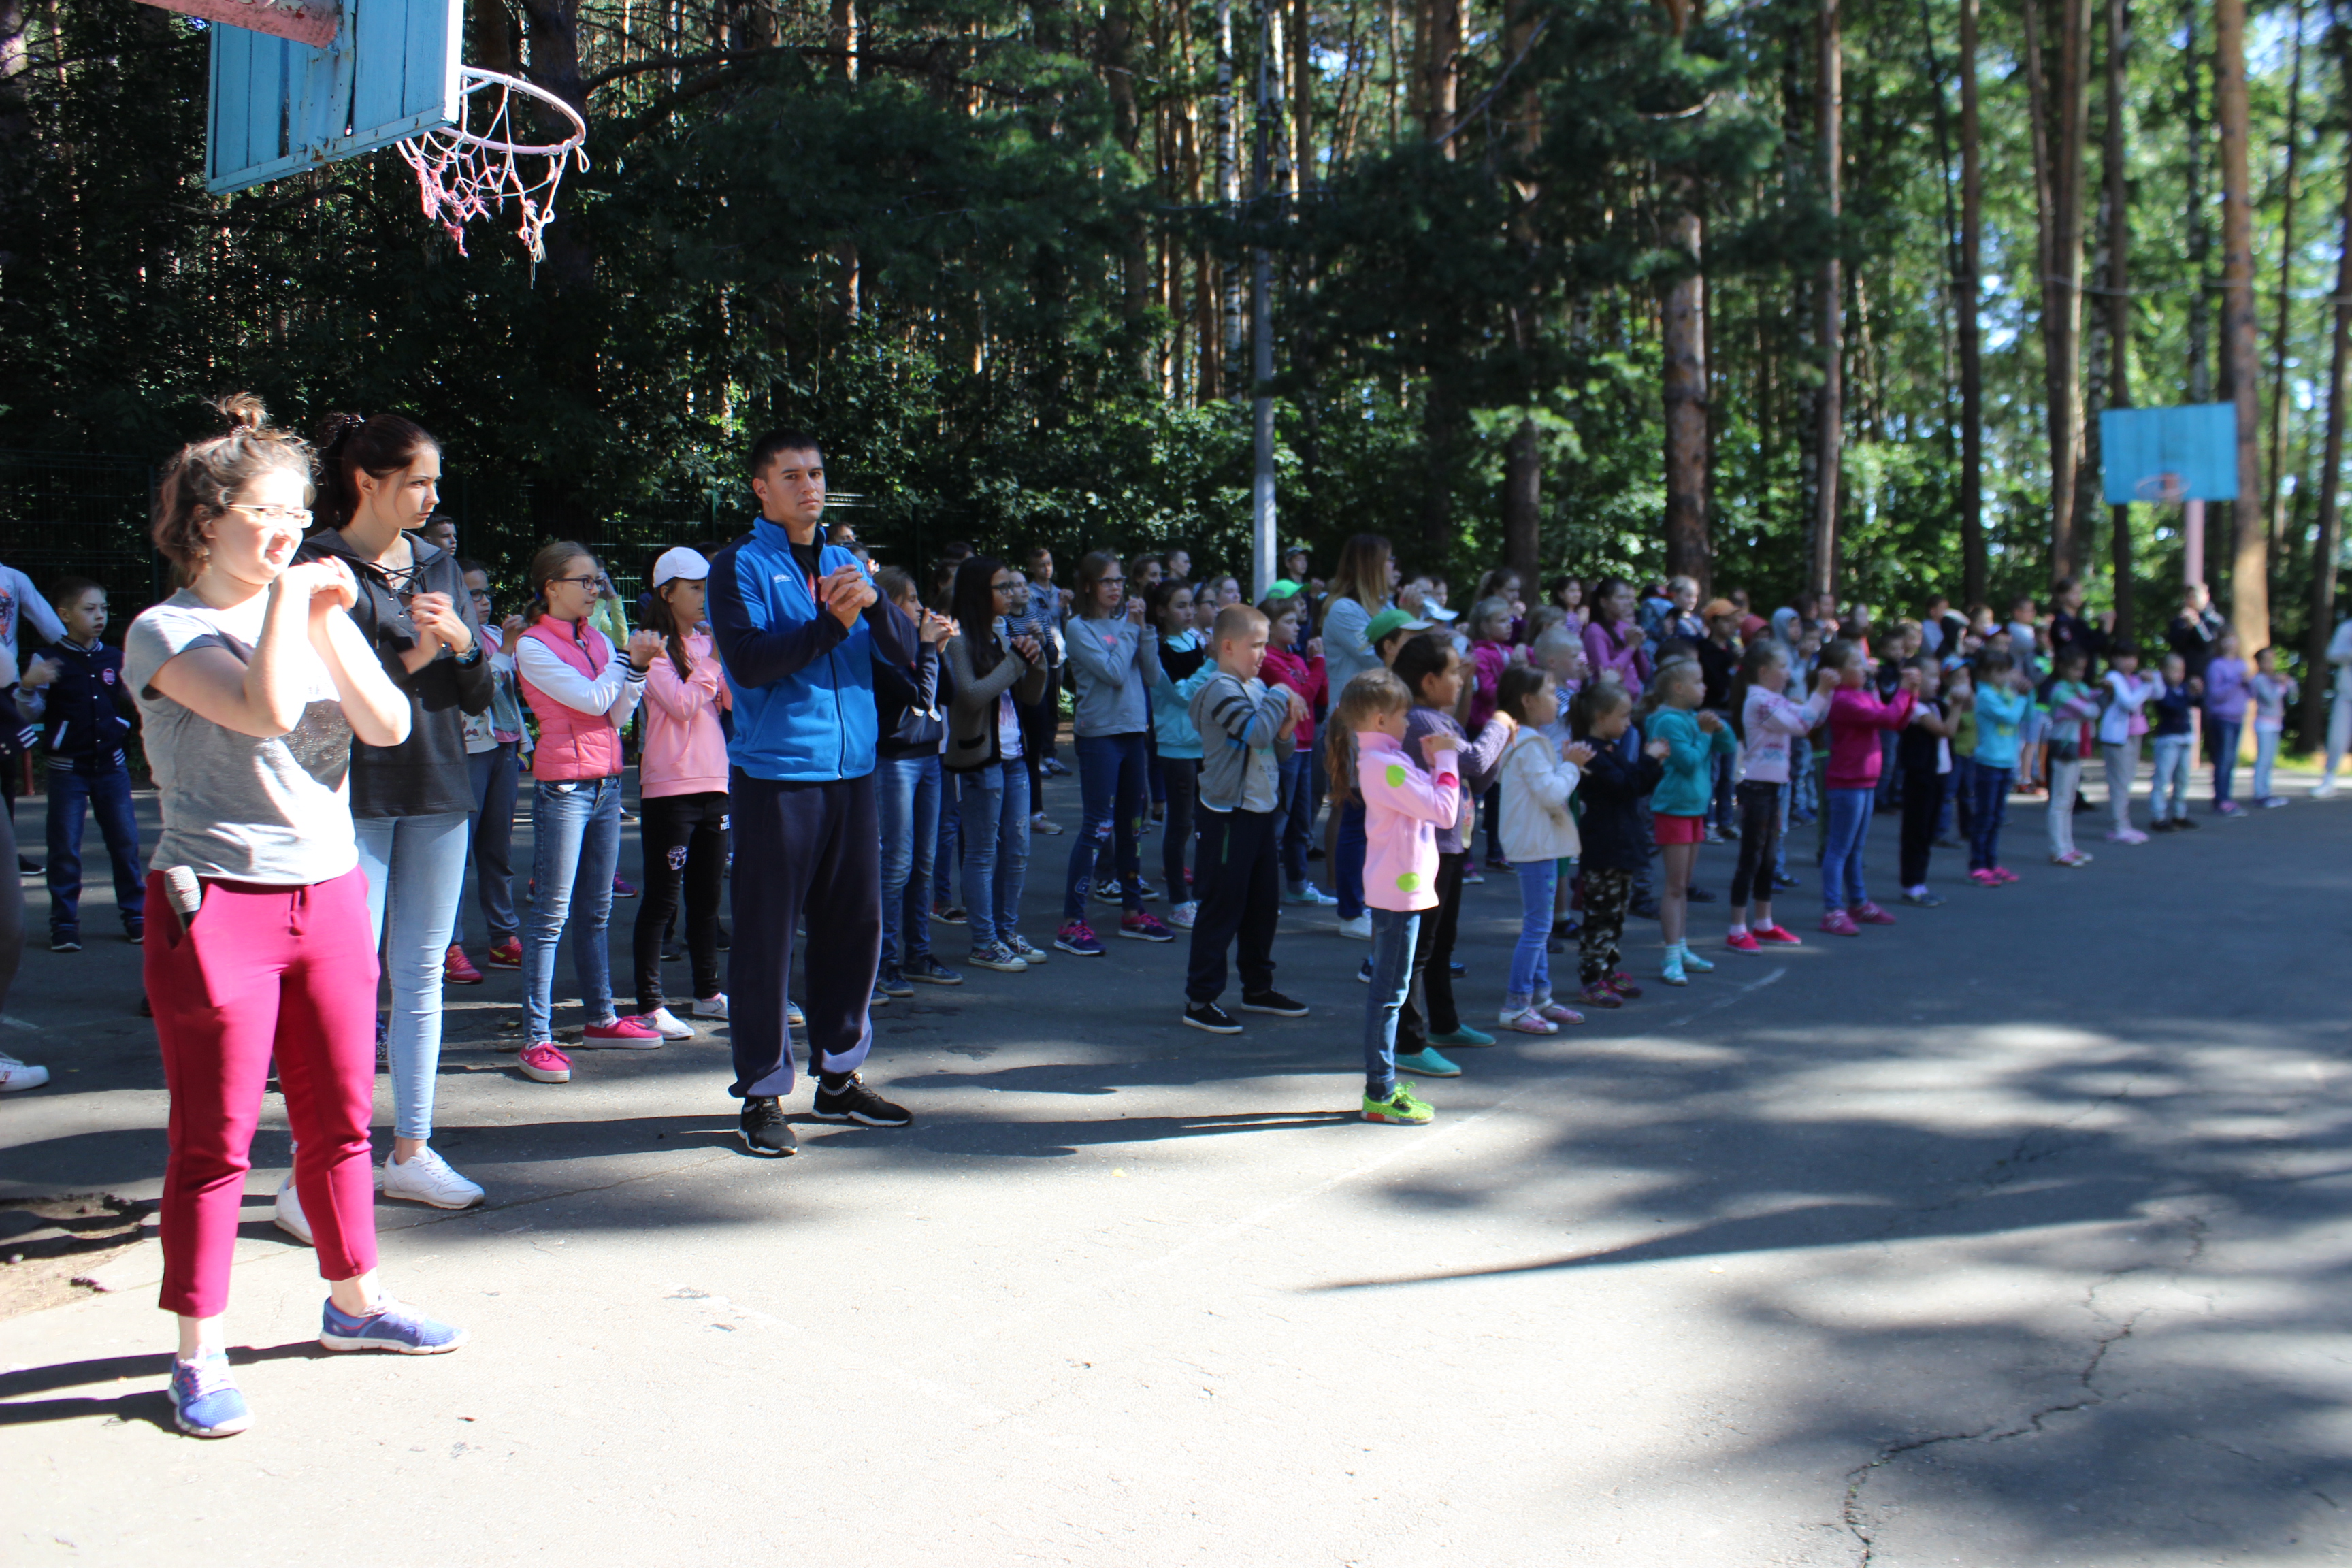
1356,730,1461,913
640,630,732,798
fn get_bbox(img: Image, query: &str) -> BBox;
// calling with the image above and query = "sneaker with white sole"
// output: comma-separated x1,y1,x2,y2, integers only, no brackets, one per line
273,1176,314,1246
967,941,1028,973
1166,900,1200,929
1284,882,1339,906
319,1296,468,1354
1009,934,1050,966
519,1041,572,1083
0,1053,48,1092
581,1015,664,1047
810,1073,913,1126
1336,913,1372,941
169,1352,253,1437
691,993,730,1019
378,1147,485,1210
641,1007,698,1040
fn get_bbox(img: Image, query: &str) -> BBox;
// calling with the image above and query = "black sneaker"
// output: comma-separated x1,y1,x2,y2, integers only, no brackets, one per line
1771,871,1801,890
1631,896,1662,921
48,936,80,953
738,1096,798,1156
903,955,965,985
1686,885,1718,903
1183,1000,1243,1034
1239,990,1309,1017
2174,815,2200,830
811,1073,913,1127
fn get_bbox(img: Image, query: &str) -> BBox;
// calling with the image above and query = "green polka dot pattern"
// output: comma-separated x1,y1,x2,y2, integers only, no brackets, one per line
1396,872,1423,893
1385,763,1407,788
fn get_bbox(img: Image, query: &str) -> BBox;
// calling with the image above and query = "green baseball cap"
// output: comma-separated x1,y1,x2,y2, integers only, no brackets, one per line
1365,607,1434,646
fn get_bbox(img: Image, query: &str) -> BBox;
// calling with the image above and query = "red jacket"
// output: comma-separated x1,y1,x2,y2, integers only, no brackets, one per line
1825,687,1915,789
1259,644,1327,752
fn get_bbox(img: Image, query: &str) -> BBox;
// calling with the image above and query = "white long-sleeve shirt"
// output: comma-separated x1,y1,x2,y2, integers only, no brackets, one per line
515,623,645,730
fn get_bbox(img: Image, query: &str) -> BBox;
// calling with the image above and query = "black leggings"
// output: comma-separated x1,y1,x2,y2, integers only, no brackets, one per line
1727,780,1783,909
634,790,728,1013
1396,853,1467,1047
1160,756,1198,895
1579,866,1633,987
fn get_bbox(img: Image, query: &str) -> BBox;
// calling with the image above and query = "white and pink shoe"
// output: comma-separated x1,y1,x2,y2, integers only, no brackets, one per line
580,1015,664,1048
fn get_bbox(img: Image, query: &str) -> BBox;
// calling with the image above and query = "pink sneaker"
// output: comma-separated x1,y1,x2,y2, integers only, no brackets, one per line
1535,999,1586,1027
1969,868,2002,887
1753,924,1804,946
442,944,483,985
1991,866,2020,884
581,1015,664,1048
1118,909,1174,943
1819,909,1861,937
1850,902,1897,926
519,1042,571,1083
1499,1005,1558,1036
1724,930,1763,955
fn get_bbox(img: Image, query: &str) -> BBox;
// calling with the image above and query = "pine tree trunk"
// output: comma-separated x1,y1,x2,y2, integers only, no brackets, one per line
2302,29,2352,747
2183,0,2212,403
2105,0,2136,643
1958,0,1986,606
1663,208,1710,591
2033,0,2093,585
1810,0,1842,598
2215,0,2270,644
2264,0,2306,591
1503,416,1541,591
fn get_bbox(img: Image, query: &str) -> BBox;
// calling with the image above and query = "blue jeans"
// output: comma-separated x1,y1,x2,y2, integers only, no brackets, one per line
1064,730,1148,919
456,742,521,946
1277,748,1314,887
1967,764,2012,872
1508,860,1556,1003
1362,907,1421,1098
45,764,144,940
522,776,623,1043
2151,734,2193,820
1821,787,1875,911
2208,717,2242,805
355,809,471,1142
877,753,941,968
1335,799,1369,918
934,773,960,910
957,759,1032,950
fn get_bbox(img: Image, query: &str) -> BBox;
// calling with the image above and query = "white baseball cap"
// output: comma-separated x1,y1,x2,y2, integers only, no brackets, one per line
651,546,710,587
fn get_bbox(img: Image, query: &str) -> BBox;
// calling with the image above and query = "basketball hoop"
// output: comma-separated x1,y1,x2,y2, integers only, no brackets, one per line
397,67,589,263
2133,472,2187,505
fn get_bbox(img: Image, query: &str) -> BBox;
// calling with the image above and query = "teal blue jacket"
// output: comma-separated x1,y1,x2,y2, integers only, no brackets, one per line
1648,706,1735,817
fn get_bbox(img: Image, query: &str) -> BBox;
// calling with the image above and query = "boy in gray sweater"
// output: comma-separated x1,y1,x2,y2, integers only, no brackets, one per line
1182,606,1312,1034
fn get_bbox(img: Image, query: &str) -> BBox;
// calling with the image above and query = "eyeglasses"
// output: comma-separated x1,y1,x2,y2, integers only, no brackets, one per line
548,575,602,590
990,580,1022,593
467,587,493,600
227,503,312,525
1100,576,1126,587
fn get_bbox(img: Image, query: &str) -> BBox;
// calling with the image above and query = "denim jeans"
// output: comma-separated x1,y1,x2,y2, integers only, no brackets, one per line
355,808,471,1142
1821,787,1876,911
1277,748,1315,887
934,775,960,911
1362,907,1420,1098
2253,725,2283,800
2208,717,2242,806
1507,860,1556,1003
1064,730,1147,920
522,775,623,1043
877,753,941,968
456,742,521,946
1335,799,1369,919
45,764,144,941
956,759,1032,950
2150,734,2193,821
2102,739,2142,832
1967,764,2012,871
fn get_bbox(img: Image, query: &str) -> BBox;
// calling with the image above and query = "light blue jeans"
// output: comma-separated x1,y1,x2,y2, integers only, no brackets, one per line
1363,908,1421,1098
523,776,623,1043
957,759,1032,951
2150,734,2193,821
355,810,471,1142
1507,860,1556,1004
1821,787,1876,911
877,753,941,969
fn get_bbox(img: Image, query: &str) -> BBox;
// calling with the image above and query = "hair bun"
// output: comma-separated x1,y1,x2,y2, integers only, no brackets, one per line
212,392,269,433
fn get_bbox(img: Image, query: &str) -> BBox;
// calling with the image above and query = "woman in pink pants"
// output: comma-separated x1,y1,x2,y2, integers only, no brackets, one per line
127,395,467,1439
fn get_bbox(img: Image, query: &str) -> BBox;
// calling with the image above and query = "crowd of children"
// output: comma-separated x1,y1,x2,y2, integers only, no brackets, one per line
5,404,2335,1439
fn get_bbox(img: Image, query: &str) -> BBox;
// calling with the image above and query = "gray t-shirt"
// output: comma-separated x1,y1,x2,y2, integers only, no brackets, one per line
125,590,358,885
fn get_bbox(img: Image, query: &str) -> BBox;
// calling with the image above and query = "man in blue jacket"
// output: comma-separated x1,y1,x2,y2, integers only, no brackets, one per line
709,430,921,1156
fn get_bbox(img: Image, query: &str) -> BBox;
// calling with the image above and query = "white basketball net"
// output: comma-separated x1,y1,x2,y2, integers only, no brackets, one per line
2132,472,2187,504
397,67,589,263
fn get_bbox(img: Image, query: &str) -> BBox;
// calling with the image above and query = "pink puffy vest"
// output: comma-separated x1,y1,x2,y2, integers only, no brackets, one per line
519,618,624,781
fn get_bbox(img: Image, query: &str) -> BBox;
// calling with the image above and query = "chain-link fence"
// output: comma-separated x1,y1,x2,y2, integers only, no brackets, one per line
0,451,167,620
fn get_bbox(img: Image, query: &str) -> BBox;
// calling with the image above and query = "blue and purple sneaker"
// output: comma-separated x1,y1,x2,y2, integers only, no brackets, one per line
320,1297,468,1355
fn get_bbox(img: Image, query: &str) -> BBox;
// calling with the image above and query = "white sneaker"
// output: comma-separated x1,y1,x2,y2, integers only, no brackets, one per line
1008,935,1050,966
1336,913,1372,941
642,1006,697,1040
0,1053,48,1092
2315,781,2340,800
380,1146,486,1210
692,993,729,1019
273,1177,314,1246
1166,900,1199,930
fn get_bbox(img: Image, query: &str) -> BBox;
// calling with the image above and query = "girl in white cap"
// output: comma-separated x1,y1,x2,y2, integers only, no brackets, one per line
632,547,732,1036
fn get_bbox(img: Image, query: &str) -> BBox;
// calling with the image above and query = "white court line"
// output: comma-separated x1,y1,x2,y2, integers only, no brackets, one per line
1667,964,1786,1028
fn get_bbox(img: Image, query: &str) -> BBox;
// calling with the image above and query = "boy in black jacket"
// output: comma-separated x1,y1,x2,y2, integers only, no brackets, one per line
41,579,142,950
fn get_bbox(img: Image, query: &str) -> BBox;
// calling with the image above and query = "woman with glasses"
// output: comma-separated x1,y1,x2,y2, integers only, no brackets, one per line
943,557,1051,973
278,412,493,1233
1056,551,1170,956
131,395,465,1438
511,544,670,1086
450,560,530,977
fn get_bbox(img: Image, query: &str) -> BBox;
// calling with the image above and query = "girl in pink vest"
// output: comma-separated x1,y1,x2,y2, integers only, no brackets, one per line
512,542,670,1083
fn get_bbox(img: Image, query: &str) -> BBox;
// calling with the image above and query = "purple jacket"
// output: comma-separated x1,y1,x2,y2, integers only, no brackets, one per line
1582,617,1652,698
1403,705,1513,855
2202,656,2250,723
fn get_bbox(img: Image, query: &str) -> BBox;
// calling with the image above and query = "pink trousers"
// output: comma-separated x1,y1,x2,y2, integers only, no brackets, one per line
144,866,380,1318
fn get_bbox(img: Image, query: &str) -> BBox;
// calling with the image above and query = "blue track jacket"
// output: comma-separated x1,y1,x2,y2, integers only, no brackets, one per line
708,519,919,783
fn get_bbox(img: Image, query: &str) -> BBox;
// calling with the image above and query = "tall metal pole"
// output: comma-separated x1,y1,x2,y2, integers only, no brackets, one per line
1250,0,1278,598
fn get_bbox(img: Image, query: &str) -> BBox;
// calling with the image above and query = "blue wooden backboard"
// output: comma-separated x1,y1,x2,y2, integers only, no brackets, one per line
2099,404,2239,504
206,0,461,194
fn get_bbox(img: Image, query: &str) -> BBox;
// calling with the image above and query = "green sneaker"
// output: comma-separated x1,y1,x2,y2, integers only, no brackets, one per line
1362,1084,1435,1124
1659,951,1690,987
1395,1047,1460,1078
1428,1024,1495,1048
1678,944,1716,973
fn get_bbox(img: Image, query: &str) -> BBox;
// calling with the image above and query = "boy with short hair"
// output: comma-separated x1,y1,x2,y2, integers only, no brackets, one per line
41,578,143,951
1181,605,1310,1034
